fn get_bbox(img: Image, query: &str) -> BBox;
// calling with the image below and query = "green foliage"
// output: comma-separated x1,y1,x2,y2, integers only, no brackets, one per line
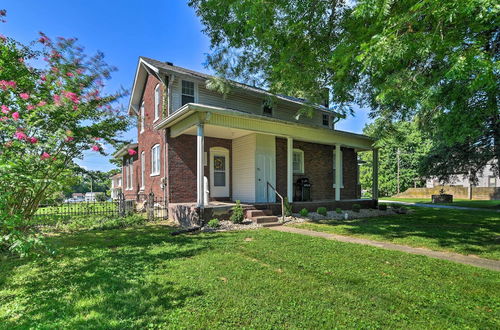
283,197,292,217
189,0,500,181
299,208,309,217
230,200,244,224
316,207,327,216
207,218,220,228
335,208,342,214
392,204,401,210
46,214,146,232
352,204,361,213
378,204,387,211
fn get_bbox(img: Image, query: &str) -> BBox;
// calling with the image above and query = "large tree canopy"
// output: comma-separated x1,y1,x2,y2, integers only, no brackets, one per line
189,0,499,182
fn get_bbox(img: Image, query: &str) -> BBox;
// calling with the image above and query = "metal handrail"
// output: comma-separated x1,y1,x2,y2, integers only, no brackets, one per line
267,181,285,222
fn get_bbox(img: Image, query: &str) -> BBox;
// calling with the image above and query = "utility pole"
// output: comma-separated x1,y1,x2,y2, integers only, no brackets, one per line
397,148,400,194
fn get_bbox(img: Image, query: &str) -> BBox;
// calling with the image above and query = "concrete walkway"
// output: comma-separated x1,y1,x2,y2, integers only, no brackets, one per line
379,199,500,212
270,226,500,271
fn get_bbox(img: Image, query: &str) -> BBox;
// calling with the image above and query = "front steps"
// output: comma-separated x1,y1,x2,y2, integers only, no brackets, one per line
245,208,280,226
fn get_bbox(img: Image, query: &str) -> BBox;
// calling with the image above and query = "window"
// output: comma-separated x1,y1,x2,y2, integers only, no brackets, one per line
125,157,133,190
140,102,145,133
262,100,273,116
213,155,226,186
322,114,330,127
333,149,343,188
154,84,160,122
293,149,304,174
151,144,160,176
488,176,497,187
181,80,195,106
140,151,145,189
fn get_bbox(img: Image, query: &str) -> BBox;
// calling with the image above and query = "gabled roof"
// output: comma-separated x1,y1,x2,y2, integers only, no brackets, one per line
127,56,333,116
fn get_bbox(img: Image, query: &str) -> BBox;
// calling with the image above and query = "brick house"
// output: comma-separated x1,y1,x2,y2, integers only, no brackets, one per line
113,57,379,221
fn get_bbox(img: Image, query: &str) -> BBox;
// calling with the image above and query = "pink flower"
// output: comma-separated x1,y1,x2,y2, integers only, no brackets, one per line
53,94,61,105
65,136,74,142
19,93,29,100
91,145,100,152
14,130,27,140
94,137,101,141
51,67,59,73
76,68,84,74
1,105,9,114
128,149,137,156
73,105,78,110
0,116,8,121
41,152,50,160
40,75,46,81
28,137,38,144
12,112,20,120
27,105,35,110
66,72,74,77
0,80,16,90
38,101,47,107
38,33,50,44
63,91,79,103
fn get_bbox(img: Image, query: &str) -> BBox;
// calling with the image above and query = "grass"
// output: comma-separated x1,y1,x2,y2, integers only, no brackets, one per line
381,197,500,209
293,207,500,260
1,225,499,328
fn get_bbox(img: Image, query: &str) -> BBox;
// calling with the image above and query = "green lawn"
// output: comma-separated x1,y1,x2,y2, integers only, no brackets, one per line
381,197,500,209
293,207,500,260
1,225,499,328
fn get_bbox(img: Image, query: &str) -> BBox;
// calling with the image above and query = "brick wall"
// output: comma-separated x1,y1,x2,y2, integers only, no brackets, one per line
167,133,232,203
276,137,358,200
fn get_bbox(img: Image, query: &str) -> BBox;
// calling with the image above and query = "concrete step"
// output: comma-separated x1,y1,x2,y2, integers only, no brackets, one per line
245,209,273,218
253,215,279,224
261,222,282,227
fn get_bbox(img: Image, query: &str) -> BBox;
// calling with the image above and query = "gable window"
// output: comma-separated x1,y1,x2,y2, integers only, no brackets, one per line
333,149,343,188
140,151,145,190
151,144,160,176
488,176,497,187
154,84,160,122
322,114,330,127
181,80,195,106
293,149,304,174
140,102,145,133
262,100,273,116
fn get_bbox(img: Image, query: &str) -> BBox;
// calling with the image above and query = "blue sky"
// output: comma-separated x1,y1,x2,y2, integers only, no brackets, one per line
1,0,371,171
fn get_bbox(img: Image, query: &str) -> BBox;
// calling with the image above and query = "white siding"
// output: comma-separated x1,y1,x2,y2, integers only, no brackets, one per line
232,134,256,202
255,134,276,202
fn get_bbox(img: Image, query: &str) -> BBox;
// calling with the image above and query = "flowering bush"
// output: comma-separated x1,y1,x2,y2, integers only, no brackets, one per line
0,10,130,256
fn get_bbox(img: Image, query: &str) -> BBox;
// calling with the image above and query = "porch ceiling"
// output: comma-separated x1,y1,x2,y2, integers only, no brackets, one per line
182,125,252,140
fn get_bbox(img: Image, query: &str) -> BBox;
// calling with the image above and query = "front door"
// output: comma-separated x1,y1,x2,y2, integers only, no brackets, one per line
210,147,230,198
256,152,275,202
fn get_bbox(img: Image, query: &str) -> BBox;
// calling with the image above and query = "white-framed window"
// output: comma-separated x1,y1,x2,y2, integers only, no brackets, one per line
488,176,497,187
333,149,343,188
154,84,160,122
140,101,145,133
125,157,133,190
181,80,195,106
293,149,304,174
151,144,160,176
140,151,145,190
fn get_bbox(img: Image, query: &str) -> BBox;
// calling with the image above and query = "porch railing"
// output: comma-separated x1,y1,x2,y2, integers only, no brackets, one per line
267,182,285,222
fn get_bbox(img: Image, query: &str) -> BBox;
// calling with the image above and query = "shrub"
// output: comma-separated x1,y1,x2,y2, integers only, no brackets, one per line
283,197,292,217
316,207,327,216
299,208,309,217
352,204,361,212
392,204,401,209
335,208,342,214
378,204,387,211
230,200,244,224
398,206,408,214
207,218,220,228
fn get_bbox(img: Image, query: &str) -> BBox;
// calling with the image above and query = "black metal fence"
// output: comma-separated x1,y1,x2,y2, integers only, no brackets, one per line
32,193,168,226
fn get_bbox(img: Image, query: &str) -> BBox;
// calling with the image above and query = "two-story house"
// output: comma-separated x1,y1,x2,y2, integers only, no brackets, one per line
113,57,379,223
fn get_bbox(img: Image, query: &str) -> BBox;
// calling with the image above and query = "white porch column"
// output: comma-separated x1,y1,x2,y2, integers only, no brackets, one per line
335,144,342,201
287,137,293,202
197,123,205,207
372,148,379,200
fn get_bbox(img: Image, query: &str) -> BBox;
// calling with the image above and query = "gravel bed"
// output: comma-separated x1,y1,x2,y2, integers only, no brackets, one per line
201,219,263,232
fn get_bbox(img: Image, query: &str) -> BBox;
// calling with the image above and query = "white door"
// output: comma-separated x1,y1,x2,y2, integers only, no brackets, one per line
256,152,275,202
210,147,230,198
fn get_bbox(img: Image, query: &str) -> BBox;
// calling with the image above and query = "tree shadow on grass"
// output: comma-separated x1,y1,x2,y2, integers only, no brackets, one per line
0,225,227,328
315,208,500,256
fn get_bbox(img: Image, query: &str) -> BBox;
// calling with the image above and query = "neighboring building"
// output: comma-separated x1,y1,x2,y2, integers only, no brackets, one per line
113,57,378,212
84,192,105,202
72,193,85,201
426,161,499,188
110,173,123,199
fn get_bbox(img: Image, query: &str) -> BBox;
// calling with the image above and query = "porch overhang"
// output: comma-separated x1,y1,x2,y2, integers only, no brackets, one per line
112,143,138,158
154,103,375,150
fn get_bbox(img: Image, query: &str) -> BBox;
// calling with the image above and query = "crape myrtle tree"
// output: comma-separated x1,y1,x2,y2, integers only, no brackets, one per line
189,0,499,182
0,10,130,255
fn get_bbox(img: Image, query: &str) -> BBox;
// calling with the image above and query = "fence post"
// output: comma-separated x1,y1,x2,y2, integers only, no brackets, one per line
118,193,125,217
147,192,155,221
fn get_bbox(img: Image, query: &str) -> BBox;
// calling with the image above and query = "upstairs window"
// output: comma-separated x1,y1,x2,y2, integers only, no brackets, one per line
181,80,195,106
293,149,304,174
151,144,160,176
262,100,273,116
154,84,160,121
140,102,145,133
322,114,330,127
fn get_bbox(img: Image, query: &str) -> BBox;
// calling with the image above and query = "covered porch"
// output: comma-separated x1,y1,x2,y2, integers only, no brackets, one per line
155,103,379,209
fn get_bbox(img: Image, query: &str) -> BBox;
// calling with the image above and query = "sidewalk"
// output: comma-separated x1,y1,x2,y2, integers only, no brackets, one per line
270,226,500,271
379,199,500,212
